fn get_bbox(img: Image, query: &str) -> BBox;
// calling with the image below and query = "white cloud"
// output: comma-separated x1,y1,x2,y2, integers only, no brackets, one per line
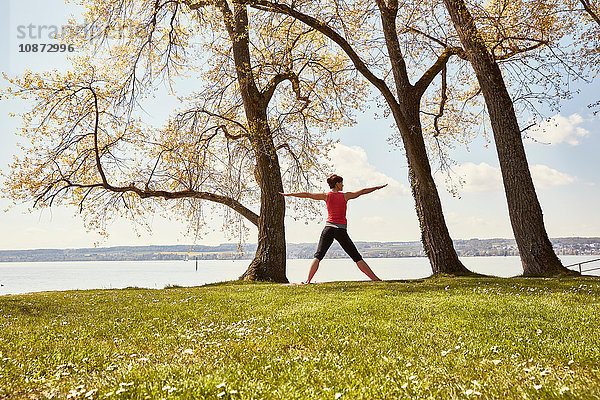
446,212,493,230
360,216,385,224
329,144,410,198
528,114,590,146
447,162,576,193
450,162,503,193
530,164,577,188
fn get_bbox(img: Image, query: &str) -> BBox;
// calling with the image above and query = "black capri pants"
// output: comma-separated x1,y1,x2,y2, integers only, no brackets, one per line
314,226,363,262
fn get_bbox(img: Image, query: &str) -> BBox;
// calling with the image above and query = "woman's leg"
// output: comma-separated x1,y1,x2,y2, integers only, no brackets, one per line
308,227,335,283
305,258,320,284
335,229,381,281
356,259,381,281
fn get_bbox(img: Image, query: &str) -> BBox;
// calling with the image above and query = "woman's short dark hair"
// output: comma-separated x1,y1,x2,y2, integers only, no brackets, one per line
327,174,343,189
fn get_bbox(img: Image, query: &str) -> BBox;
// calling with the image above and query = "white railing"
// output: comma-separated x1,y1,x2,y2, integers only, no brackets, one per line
565,258,600,274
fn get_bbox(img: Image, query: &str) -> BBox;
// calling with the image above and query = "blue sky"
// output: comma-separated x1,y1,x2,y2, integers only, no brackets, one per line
0,0,599,250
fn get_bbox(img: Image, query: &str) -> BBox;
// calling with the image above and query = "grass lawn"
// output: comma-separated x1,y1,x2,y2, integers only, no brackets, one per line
1,276,599,399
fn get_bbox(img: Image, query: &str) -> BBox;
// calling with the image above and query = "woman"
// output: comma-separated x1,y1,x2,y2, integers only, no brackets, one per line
280,174,387,283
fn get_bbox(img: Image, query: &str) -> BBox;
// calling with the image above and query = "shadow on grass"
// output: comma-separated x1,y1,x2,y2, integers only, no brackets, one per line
0,298,40,315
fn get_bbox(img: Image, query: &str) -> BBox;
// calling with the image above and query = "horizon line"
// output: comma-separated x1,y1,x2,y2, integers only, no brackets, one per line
1,236,599,253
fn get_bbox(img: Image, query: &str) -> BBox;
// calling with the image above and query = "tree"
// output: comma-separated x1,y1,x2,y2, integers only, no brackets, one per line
441,0,578,276
579,0,600,26
3,0,361,282
252,0,474,275
577,0,600,110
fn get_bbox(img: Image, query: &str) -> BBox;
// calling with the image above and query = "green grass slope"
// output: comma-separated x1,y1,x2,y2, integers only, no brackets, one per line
1,277,599,399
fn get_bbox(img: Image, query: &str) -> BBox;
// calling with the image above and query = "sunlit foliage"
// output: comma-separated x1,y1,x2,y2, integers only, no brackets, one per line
2,0,367,243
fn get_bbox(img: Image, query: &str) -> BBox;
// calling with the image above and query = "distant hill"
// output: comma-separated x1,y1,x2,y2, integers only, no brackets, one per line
0,237,598,262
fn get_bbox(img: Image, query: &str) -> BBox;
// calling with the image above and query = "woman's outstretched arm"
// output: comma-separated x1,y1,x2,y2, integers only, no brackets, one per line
280,192,327,201
344,184,387,200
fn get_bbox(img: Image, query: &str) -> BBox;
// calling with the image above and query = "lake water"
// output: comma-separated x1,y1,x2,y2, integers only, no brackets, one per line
0,255,599,296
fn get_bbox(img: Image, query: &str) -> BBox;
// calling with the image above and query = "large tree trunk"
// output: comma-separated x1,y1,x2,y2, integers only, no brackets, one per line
401,104,472,275
225,2,288,282
240,113,288,282
442,0,575,276
378,5,471,275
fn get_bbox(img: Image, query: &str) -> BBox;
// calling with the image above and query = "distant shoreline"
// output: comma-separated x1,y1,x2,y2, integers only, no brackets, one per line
0,237,598,262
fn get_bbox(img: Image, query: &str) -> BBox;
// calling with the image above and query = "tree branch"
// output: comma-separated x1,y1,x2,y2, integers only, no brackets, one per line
86,85,259,226
433,67,448,137
387,0,399,13
376,0,412,94
494,38,549,61
413,46,464,98
178,108,250,135
400,27,450,49
580,0,600,27
217,124,249,141
90,87,110,187
262,70,310,108
57,178,261,226
275,142,301,166
249,0,405,123
185,0,216,10
145,148,172,190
